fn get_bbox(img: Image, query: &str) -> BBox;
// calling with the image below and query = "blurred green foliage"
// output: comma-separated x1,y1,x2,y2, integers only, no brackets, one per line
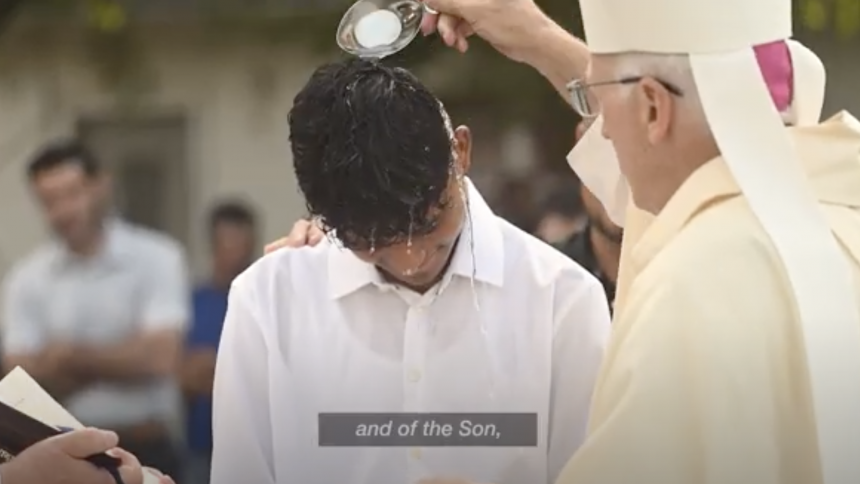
3,0,857,128
77,0,860,98
87,0,127,32
75,0,860,38
19,0,858,53
79,0,860,35
798,0,860,39
10,0,859,75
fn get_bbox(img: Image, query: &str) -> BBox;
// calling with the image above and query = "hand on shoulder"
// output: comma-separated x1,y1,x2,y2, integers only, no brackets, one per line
264,218,325,253
420,0,555,62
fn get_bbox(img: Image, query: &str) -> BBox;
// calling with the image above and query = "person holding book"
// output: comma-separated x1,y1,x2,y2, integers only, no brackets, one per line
0,428,174,484
1,141,189,478
181,200,258,484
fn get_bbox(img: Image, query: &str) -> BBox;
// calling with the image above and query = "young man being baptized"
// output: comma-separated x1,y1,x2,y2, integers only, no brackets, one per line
210,58,611,484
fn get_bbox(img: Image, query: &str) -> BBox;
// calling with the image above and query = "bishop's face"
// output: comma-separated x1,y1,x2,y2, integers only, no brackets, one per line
586,54,682,212
587,55,651,193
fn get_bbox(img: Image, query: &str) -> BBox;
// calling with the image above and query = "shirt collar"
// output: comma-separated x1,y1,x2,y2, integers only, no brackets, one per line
327,178,505,299
52,217,128,269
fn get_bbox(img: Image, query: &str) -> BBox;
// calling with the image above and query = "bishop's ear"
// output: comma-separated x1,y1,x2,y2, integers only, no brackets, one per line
636,77,674,145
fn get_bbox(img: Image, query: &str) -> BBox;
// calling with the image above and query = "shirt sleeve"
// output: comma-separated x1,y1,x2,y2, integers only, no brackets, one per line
555,254,793,484
140,242,191,332
547,270,611,483
211,276,276,484
1,268,45,356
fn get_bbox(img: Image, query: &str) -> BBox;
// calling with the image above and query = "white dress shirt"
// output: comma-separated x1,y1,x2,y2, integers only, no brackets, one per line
211,181,611,484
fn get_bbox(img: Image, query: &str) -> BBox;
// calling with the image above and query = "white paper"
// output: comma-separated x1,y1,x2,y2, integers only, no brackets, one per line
0,367,161,484
0,367,82,430
566,116,629,226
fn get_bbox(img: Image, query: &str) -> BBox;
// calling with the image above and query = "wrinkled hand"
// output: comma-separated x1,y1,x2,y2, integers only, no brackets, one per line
109,448,175,484
0,428,119,484
419,0,549,61
264,218,325,253
144,466,176,484
111,448,144,484
149,469,176,484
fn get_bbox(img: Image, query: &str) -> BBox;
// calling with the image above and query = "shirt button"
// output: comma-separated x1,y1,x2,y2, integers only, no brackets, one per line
407,368,422,382
410,448,422,459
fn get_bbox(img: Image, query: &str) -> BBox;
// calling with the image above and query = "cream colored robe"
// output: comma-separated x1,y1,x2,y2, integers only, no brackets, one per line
555,112,860,484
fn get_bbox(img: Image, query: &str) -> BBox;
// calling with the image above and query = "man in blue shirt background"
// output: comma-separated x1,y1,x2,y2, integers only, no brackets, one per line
180,200,257,484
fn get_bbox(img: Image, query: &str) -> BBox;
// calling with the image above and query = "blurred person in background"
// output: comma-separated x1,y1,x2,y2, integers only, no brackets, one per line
534,184,585,245
493,177,538,233
557,121,622,311
180,200,257,484
558,185,621,312
1,140,189,480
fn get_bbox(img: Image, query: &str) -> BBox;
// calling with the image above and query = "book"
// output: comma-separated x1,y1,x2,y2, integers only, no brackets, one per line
0,367,161,484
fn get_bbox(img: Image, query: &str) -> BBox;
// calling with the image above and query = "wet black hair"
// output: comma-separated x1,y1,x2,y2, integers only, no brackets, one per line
288,58,454,250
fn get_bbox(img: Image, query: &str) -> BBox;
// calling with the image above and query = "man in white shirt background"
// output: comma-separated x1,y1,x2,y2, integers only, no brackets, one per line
211,59,610,484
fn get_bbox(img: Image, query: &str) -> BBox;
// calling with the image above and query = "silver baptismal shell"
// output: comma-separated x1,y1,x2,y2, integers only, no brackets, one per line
336,0,427,59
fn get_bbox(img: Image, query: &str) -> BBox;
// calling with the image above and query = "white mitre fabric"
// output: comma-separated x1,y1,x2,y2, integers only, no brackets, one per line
786,39,826,126
566,0,860,482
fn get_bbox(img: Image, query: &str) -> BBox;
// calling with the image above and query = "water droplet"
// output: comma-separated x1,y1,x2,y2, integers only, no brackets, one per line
406,207,414,250
461,186,481,314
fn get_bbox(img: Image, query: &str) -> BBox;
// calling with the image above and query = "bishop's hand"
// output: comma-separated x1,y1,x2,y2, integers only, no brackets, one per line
419,0,554,62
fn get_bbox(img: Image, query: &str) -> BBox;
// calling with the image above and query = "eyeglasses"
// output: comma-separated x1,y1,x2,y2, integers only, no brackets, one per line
568,76,684,119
